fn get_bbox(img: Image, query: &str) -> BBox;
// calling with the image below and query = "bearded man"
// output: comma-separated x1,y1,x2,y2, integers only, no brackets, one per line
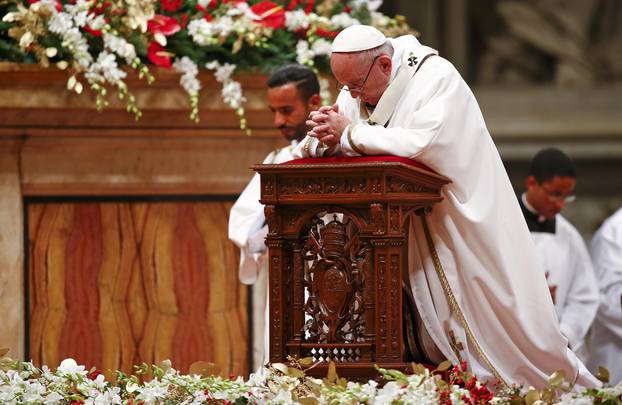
229,64,320,367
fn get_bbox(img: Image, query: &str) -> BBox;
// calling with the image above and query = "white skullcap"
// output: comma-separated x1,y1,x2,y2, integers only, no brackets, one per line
331,25,387,53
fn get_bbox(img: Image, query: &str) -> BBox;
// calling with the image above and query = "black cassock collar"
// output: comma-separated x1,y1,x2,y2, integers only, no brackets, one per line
519,197,556,234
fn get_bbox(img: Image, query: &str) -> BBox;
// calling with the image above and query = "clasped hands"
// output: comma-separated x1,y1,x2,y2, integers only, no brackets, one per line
306,104,351,147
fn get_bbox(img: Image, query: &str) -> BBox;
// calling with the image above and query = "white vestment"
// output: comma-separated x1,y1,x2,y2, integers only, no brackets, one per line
228,141,298,369
520,195,599,357
293,35,599,388
229,142,298,284
587,208,622,385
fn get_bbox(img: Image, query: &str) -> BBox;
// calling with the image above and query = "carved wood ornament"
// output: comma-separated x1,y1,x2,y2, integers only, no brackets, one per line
255,159,450,379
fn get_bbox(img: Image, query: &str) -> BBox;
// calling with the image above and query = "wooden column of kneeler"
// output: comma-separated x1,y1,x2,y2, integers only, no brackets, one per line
254,156,450,379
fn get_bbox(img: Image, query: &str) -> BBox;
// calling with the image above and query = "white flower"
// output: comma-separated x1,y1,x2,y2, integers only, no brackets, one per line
228,2,259,20
350,0,383,12
271,388,294,404
88,14,106,31
43,391,64,404
58,358,86,376
556,393,598,405
296,40,314,65
188,18,217,46
214,63,236,82
215,15,234,37
126,382,140,393
2,12,21,23
135,380,169,404
86,51,126,85
48,12,73,34
311,38,331,56
373,381,403,405
34,0,60,13
19,31,34,47
22,381,46,403
285,9,311,31
222,80,245,109
174,57,201,95
104,33,136,64
371,11,391,28
73,10,90,27
330,12,360,28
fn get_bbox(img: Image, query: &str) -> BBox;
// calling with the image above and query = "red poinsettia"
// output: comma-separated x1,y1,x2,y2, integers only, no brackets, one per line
147,42,173,68
250,1,285,29
159,0,182,12
147,14,181,36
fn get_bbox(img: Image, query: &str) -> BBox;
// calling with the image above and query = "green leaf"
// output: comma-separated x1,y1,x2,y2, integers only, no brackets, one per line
411,362,427,375
547,369,565,388
272,362,289,375
524,389,540,405
298,397,319,405
288,367,306,378
188,361,220,377
436,360,452,372
326,360,338,383
298,356,314,367
597,366,610,384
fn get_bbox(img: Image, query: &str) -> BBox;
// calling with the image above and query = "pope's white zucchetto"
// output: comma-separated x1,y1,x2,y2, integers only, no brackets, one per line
331,25,387,53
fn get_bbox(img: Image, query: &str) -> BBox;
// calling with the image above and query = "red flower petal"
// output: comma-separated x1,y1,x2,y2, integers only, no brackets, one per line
147,14,181,36
147,42,173,68
159,0,182,12
250,1,285,29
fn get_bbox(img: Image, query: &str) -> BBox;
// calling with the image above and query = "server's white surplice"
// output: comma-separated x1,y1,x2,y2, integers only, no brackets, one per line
520,196,599,357
587,208,622,385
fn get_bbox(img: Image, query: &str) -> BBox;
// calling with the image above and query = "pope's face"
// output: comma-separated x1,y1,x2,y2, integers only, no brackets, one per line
267,83,314,142
526,175,577,219
331,53,392,105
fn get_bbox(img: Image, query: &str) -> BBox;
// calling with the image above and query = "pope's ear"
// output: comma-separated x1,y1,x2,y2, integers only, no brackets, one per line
378,55,392,74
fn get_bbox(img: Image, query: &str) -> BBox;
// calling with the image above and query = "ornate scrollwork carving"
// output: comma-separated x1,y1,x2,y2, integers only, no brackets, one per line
387,177,432,193
370,203,385,235
264,205,280,236
280,176,369,195
263,178,274,195
389,206,400,232
302,213,367,343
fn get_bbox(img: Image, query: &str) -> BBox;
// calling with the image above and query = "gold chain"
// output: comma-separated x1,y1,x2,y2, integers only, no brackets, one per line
421,215,508,387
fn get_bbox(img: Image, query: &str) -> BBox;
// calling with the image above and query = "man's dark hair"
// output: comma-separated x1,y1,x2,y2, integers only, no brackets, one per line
267,64,319,102
528,148,576,183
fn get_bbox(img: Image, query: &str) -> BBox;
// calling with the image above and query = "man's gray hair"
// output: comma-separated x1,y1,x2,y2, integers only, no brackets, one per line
356,41,394,64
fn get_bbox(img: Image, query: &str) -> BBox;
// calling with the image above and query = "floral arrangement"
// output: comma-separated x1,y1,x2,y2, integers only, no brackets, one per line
1,353,621,405
0,0,413,131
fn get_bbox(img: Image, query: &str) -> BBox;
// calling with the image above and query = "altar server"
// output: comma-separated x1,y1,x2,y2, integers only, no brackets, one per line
587,208,622,384
294,25,599,388
520,148,598,359
229,64,320,367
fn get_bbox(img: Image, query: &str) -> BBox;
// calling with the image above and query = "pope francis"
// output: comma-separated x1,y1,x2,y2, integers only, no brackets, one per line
293,25,599,389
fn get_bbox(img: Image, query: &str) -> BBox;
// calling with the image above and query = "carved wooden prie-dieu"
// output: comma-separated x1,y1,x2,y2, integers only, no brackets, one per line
254,157,450,379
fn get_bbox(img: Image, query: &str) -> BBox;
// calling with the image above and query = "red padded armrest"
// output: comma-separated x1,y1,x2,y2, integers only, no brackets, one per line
283,155,434,173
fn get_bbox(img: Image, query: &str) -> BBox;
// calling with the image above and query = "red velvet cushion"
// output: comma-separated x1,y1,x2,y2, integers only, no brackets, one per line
284,155,434,173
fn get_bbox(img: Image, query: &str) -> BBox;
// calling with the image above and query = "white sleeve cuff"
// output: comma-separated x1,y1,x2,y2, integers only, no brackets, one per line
340,123,366,156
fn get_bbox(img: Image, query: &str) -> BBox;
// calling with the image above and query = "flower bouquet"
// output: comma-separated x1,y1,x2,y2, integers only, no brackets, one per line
0,0,413,131
1,351,621,404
